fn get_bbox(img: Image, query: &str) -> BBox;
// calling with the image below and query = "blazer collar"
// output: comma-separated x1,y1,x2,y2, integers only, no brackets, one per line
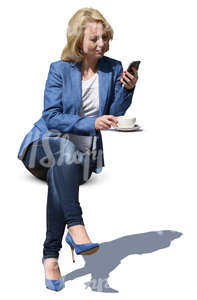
70,56,109,116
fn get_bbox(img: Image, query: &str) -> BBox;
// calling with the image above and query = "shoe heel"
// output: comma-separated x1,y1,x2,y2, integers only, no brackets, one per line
69,244,75,263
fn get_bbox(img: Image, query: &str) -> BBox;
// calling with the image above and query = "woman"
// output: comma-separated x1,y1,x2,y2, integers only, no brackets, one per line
17,7,138,291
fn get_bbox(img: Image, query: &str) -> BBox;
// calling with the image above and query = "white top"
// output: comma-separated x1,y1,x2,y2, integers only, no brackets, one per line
67,72,99,153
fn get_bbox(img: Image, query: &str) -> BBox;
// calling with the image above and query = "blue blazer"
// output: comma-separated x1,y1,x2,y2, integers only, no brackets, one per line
17,55,135,173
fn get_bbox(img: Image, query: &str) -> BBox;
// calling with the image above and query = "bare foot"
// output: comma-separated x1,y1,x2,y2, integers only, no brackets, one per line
68,225,92,244
43,258,61,280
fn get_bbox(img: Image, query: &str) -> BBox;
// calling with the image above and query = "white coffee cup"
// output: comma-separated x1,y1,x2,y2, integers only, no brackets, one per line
117,116,136,129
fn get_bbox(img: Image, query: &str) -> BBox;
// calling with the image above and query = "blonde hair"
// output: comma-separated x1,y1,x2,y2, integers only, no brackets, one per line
61,7,114,62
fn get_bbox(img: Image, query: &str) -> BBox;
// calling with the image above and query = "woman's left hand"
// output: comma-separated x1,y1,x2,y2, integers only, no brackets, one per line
120,67,138,90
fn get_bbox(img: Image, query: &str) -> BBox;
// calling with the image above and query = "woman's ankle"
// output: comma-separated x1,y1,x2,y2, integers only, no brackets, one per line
44,257,58,263
68,225,92,244
44,258,61,280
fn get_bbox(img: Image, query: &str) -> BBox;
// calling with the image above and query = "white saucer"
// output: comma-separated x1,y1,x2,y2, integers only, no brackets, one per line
110,124,140,131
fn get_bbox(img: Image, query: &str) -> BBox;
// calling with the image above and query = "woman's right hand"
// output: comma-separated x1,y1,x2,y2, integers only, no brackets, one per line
95,115,118,130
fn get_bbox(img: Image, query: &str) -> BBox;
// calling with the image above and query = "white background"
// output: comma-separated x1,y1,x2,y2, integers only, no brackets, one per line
1,0,197,298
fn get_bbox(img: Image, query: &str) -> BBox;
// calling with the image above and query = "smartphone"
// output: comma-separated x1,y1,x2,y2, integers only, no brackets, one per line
127,60,141,76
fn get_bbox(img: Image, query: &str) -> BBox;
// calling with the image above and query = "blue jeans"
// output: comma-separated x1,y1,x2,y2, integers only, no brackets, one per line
22,136,95,259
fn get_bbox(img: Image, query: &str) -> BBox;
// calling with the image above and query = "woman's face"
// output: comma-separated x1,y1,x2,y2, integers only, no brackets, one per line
81,22,109,59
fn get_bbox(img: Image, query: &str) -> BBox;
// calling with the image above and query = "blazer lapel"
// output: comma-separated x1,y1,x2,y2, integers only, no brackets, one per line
70,56,110,116
70,61,82,114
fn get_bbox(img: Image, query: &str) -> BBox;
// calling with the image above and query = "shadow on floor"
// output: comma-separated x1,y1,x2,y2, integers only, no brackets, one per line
63,230,183,293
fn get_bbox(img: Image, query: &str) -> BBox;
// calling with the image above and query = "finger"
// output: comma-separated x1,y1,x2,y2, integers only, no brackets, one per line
124,71,134,80
125,72,137,85
120,77,126,86
108,119,118,126
101,121,111,129
101,117,113,126
103,119,113,127
131,67,138,79
106,115,118,123
121,77,134,90
120,77,131,87
122,74,131,84
130,76,138,85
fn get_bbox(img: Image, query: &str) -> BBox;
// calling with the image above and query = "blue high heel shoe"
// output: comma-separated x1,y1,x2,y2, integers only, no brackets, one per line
65,232,100,263
42,257,64,291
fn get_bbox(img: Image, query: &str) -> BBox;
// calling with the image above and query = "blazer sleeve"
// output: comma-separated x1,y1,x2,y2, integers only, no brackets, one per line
108,61,135,116
42,63,97,136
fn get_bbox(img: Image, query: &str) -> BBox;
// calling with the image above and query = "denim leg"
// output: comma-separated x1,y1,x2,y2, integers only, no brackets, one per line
43,139,95,258
22,137,93,259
